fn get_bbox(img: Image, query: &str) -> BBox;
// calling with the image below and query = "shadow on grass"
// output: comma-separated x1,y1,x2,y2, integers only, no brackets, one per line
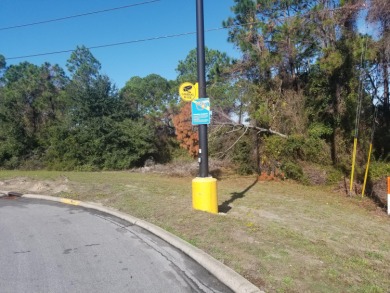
219,178,258,214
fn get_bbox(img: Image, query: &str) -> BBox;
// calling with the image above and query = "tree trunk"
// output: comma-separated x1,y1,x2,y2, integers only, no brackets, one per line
331,82,342,165
382,54,390,157
383,55,389,127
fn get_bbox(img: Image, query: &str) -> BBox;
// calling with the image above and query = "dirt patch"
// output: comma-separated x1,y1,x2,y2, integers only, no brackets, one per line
0,177,70,195
369,176,388,208
333,176,388,211
134,160,234,179
301,163,327,185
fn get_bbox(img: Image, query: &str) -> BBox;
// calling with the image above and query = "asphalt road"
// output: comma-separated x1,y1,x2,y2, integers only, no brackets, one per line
0,197,232,293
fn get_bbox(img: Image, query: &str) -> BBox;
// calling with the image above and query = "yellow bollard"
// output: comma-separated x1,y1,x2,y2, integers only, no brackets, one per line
350,137,358,192
361,143,373,197
192,177,218,214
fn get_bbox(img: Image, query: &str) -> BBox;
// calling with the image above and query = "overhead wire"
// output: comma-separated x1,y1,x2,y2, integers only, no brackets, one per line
2,1,364,61
4,25,243,61
0,0,160,31
0,0,368,60
3,2,365,62
1,0,364,33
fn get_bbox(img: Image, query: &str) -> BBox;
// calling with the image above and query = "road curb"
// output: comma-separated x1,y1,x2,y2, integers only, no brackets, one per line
18,193,263,293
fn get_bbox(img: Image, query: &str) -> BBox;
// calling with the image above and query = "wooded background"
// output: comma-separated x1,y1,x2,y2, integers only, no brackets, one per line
0,0,388,185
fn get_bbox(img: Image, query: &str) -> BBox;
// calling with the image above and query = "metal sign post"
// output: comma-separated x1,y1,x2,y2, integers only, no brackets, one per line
191,0,218,214
196,0,208,178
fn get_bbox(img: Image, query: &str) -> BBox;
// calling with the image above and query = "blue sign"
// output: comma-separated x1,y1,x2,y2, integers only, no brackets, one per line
191,98,210,125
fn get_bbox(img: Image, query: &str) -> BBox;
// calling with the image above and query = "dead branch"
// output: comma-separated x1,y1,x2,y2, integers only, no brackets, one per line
226,125,245,134
216,126,249,159
212,108,288,138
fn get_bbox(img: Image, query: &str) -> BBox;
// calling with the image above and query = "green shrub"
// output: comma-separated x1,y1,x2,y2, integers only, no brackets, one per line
2,156,20,170
263,136,285,161
171,147,194,163
43,118,157,170
308,122,332,138
303,137,331,164
282,161,305,182
369,161,390,181
325,167,344,185
263,135,330,164
232,137,255,175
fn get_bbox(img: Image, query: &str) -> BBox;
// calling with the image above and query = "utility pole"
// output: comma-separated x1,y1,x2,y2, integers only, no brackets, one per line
196,0,208,177
191,0,218,214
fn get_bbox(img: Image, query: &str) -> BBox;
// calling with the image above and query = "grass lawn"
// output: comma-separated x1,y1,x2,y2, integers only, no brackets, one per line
1,170,389,292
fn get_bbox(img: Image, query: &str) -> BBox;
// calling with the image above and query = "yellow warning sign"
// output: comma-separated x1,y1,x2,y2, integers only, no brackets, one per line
179,82,198,102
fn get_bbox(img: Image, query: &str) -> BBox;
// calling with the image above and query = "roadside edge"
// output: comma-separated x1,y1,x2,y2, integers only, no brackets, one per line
14,193,263,293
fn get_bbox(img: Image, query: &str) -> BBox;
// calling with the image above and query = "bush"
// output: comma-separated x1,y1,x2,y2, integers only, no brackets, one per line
369,161,390,181
282,161,306,182
232,136,255,175
2,156,20,170
308,122,333,138
263,135,331,164
325,167,344,185
170,146,195,163
44,118,157,170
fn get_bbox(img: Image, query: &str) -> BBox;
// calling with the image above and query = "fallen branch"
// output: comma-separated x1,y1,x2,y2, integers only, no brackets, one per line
212,108,288,138
217,127,249,159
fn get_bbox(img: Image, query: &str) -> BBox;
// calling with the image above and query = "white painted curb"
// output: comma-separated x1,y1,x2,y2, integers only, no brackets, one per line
17,193,264,293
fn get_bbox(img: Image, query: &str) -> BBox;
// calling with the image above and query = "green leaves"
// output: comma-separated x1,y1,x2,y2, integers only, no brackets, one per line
66,45,101,86
0,47,164,170
45,117,156,170
0,55,5,70
176,47,232,84
120,74,173,117
0,61,69,167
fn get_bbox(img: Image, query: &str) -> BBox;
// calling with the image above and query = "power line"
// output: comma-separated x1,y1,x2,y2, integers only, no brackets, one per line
4,26,230,61
4,2,365,61
0,0,160,31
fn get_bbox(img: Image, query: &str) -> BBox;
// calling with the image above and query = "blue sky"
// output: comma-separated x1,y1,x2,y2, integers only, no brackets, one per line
1,0,241,88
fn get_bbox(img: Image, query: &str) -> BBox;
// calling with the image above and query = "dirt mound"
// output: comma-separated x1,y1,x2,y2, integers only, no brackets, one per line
0,177,69,195
369,177,388,208
301,163,328,185
132,159,235,179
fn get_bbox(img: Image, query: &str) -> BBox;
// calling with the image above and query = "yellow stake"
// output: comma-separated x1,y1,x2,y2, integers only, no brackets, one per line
350,138,358,192
361,143,373,197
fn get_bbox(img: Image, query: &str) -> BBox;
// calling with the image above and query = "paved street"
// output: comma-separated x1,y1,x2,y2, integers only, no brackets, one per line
0,197,232,293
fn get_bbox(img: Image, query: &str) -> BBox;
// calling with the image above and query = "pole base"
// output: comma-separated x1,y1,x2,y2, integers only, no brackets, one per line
192,177,218,214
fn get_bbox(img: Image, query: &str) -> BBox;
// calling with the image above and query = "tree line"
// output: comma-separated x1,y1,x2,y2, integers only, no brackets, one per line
216,0,389,180
0,47,172,170
0,0,389,182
